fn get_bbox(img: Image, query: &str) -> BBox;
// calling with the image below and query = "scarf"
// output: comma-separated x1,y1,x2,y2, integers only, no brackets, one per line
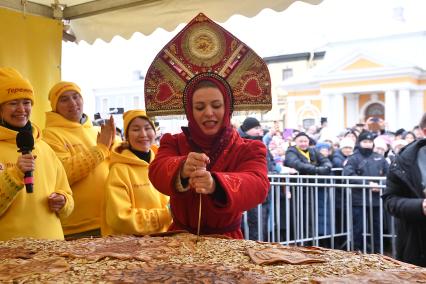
296,146,311,162
0,120,32,133
130,147,151,163
182,74,233,169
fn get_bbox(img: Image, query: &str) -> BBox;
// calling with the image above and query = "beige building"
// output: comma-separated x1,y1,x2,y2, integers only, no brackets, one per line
261,51,325,129
276,31,426,135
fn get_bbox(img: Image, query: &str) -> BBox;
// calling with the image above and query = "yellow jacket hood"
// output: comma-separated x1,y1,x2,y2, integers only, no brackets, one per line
0,122,42,144
110,147,155,167
45,111,94,129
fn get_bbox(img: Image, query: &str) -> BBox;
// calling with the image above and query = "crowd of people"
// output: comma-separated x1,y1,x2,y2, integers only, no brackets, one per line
238,113,426,266
257,117,423,177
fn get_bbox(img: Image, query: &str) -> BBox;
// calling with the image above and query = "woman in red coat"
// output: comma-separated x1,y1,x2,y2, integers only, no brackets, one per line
149,74,269,239
146,13,272,239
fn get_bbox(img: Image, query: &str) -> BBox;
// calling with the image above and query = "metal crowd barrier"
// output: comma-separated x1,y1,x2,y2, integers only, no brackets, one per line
242,173,396,257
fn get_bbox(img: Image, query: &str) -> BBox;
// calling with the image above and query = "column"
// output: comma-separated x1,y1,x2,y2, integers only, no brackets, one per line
397,89,411,130
385,90,397,131
321,92,330,118
410,90,424,127
346,93,359,128
286,98,297,129
328,94,344,135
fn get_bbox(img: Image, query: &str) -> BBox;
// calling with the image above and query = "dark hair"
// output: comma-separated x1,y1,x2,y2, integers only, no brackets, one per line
402,131,415,140
193,80,220,92
344,129,358,139
115,141,130,154
420,112,426,129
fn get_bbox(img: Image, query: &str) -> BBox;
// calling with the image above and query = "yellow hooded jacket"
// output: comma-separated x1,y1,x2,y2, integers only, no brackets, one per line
43,111,111,235
103,147,171,236
0,123,74,240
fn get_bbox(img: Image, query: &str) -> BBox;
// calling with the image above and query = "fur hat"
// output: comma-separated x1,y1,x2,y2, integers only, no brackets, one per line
48,81,81,111
0,67,34,105
123,110,155,137
241,117,261,132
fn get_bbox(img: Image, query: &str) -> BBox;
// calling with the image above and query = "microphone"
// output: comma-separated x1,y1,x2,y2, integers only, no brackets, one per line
16,131,35,193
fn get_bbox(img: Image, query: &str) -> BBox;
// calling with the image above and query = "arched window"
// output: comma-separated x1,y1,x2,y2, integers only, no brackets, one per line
303,118,315,130
365,102,384,120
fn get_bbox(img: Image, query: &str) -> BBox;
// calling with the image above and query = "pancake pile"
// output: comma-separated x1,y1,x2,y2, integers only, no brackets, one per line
0,232,424,283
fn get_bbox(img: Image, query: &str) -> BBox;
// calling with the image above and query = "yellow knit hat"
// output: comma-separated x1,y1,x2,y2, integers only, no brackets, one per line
0,67,34,105
123,110,155,138
48,81,81,111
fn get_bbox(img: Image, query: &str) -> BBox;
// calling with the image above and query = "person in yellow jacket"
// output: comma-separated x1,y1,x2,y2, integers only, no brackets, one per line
103,110,171,236
43,81,118,239
0,67,74,240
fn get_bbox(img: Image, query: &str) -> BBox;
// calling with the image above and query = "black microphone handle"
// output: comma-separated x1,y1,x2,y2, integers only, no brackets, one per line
24,171,33,193
22,150,34,194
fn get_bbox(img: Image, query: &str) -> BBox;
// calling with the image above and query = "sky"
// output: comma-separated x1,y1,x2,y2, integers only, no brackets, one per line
61,0,426,101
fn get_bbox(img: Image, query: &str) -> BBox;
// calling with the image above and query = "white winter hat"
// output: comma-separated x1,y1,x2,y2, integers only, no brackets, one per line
374,137,388,150
339,137,355,149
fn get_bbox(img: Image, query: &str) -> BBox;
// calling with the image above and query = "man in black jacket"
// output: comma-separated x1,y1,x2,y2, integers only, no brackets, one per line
382,112,426,267
238,117,275,241
284,132,333,242
284,132,332,174
343,131,389,253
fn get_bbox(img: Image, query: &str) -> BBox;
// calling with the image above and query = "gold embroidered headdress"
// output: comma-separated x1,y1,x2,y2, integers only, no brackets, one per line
144,13,271,116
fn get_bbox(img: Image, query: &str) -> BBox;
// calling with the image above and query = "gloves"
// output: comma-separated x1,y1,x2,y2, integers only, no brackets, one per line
316,166,331,175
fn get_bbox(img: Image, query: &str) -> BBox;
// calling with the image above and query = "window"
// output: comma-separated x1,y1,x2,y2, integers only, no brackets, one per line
101,98,108,114
302,118,315,130
132,70,144,81
365,102,384,119
282,68,293,81
133,96,140,108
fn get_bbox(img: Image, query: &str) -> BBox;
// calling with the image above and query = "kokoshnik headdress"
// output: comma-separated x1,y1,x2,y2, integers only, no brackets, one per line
144,13,272,116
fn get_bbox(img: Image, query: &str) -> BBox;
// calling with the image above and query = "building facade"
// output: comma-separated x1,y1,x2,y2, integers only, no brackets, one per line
278,31,426,135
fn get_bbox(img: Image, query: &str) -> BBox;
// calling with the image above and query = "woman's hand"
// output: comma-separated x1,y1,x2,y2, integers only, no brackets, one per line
16,154,35,174
189,168,216,194
48,193,66,213
181,152,210,179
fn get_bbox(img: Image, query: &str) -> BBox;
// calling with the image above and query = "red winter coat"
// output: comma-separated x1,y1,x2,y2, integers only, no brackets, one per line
148,129,269,239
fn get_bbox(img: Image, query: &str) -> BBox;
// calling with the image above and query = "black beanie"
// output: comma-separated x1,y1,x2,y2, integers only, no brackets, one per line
241,117,261,132
395,128,406,137
357,131,374,143
294,131,310,140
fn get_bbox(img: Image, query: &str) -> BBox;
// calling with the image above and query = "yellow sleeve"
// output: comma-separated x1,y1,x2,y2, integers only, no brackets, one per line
52,155,74,219
105,166,171,235
44,135,110,185
0,166,24,216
